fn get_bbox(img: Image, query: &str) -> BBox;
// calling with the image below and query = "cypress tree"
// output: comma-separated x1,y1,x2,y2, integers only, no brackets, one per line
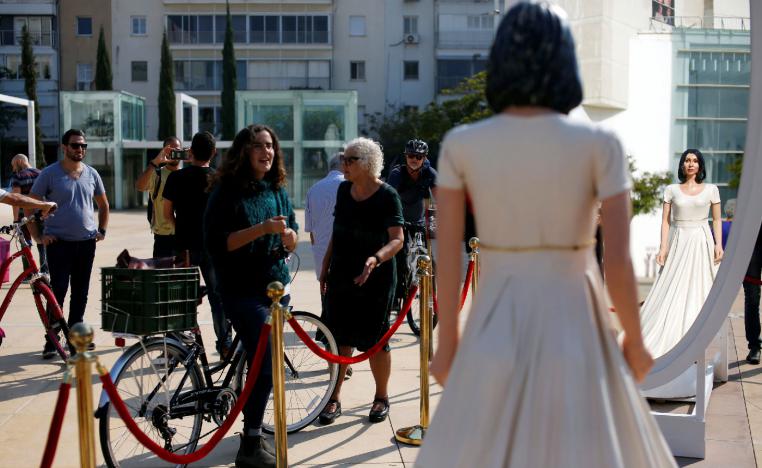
221,0,237,139
94,26,113,90
158,30,176,140
19,25,44,167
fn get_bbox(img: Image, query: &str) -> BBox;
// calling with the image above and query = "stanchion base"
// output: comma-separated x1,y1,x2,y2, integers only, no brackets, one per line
395,425,426,446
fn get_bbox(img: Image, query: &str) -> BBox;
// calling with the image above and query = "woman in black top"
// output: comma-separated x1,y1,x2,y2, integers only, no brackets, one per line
318,137,404,425
204,124,297,468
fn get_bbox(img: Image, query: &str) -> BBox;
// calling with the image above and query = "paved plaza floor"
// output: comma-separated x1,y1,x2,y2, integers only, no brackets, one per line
0,209,759,467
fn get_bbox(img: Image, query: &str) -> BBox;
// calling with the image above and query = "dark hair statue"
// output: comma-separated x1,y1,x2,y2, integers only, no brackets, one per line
486,1,583,115
212,124,287,191
62,128,86,145
191,131,216,162
677,148,707,183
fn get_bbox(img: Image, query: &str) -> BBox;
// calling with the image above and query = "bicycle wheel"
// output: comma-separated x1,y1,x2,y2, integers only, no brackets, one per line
33,279,70,361
406,282,439,337
237,311,339,434
99,339,204,468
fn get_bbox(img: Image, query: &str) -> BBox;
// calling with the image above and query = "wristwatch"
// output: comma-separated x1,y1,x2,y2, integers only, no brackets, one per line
98,227,107,236
373,254,382,265
148,161,158,169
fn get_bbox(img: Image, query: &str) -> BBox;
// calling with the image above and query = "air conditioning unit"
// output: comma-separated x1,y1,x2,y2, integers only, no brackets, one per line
404,33,420,44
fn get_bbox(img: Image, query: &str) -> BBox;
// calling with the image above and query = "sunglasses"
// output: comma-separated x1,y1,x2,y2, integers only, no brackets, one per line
341,156,360,165
406,153,424,161
68,143,88,150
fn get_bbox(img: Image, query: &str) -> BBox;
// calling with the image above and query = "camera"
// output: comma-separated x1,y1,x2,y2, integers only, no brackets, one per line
169,148,189,161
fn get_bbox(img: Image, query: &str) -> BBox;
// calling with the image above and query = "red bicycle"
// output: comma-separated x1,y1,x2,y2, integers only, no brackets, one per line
0,215,69,361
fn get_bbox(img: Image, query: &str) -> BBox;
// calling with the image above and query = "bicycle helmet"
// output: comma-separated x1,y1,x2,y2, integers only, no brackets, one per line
405,139,429,156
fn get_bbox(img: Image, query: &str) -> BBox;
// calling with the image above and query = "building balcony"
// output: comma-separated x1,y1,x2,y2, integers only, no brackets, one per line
0,79,58,94
437,30,493,50
649,16,750,31
0,29,56,48
247,76,330,91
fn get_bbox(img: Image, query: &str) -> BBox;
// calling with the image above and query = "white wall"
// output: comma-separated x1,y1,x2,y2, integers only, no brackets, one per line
592,32,674,277
111,0,164,140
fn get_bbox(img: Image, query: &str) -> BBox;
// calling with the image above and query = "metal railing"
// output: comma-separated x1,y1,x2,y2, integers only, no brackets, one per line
0,29,55,47
436,30,493,49
247,76,330,91
649,16,750,31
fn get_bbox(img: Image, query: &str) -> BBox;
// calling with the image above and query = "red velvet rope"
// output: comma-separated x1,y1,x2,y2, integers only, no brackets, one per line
39,381,70,468
745,275,762,286
99,324,271,464
288,285,419,365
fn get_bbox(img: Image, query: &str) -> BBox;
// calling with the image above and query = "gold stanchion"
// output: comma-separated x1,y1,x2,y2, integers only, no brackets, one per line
469,237,480,296
267,282,289,468
395,255,433,446
69,322,96,468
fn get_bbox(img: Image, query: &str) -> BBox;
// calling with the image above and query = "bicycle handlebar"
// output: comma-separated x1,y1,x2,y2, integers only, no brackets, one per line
0,211,44,235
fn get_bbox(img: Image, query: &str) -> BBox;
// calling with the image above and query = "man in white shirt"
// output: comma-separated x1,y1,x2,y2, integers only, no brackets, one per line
304,153,344,279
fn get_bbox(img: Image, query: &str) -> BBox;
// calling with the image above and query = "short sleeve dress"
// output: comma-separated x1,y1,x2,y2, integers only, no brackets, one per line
324,181,404,351
415,113,676,468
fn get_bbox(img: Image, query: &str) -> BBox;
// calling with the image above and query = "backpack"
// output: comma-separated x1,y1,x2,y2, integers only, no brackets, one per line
146,168,162,225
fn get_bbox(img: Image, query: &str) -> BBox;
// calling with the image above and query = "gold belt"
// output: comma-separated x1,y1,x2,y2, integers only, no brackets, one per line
479,239,596,253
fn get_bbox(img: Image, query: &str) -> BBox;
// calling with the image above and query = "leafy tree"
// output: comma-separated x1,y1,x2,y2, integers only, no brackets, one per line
94,26,113,90
221,0,237,140
628,156,673,216
728,154,743,190
369,71,672,213
19,25,44,168
157,30,175,140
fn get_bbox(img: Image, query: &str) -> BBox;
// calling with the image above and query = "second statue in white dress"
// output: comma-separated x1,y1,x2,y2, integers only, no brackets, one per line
640,149,723,398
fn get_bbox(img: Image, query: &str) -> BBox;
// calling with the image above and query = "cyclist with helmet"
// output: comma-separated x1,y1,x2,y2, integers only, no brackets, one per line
387,139,437,307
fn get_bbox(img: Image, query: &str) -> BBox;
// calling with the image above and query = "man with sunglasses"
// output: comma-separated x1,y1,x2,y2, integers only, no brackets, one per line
29,128,109,358
387,139,437,306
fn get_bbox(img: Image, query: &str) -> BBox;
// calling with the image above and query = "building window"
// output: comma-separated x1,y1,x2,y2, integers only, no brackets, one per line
174,59,247,90
250,15,280,43
350,61,365,80
131,61,147,81
0,54,51,79
437,58,487,92
10,17,53,47
131,16,146,35
466,15,494,30
404,61,419,80
349,16,366,37
403,16,418,35
215,15,247,43
166,15,213,44
652,0,675,26
76,63,93,90
77,17,92,36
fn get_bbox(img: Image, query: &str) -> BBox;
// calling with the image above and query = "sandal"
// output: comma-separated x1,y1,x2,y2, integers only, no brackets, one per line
319,399,341,425
368,396,389,423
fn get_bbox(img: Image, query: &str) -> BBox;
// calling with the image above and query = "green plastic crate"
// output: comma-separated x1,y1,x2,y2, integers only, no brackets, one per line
101,267,199,335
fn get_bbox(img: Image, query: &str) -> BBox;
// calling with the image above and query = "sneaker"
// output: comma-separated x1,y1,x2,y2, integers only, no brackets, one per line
235,434,276,468
42,341,57,360
344,365,353,381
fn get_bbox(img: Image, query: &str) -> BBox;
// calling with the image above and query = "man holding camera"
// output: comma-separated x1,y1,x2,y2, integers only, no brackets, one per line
29,128,109,358
135,136,182,257
163,131,231,356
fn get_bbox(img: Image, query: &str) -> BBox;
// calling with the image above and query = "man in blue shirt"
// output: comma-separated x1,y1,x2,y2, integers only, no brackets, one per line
29,129,110,359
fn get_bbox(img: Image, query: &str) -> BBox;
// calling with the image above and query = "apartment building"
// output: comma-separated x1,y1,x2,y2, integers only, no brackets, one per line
0,0,60,162
58,0,112,91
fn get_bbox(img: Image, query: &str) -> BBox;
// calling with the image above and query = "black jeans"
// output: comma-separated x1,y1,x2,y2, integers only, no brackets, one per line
152,234,176,258
187,249,231,351
224,293,290,431
46,239,96,328
744,228,762,351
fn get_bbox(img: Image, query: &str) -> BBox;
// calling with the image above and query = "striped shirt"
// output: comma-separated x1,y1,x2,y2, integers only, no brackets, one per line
11,168,40,195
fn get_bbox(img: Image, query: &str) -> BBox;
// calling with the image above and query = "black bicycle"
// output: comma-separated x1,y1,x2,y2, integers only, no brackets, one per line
96,309,338,468
398,223,438,336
